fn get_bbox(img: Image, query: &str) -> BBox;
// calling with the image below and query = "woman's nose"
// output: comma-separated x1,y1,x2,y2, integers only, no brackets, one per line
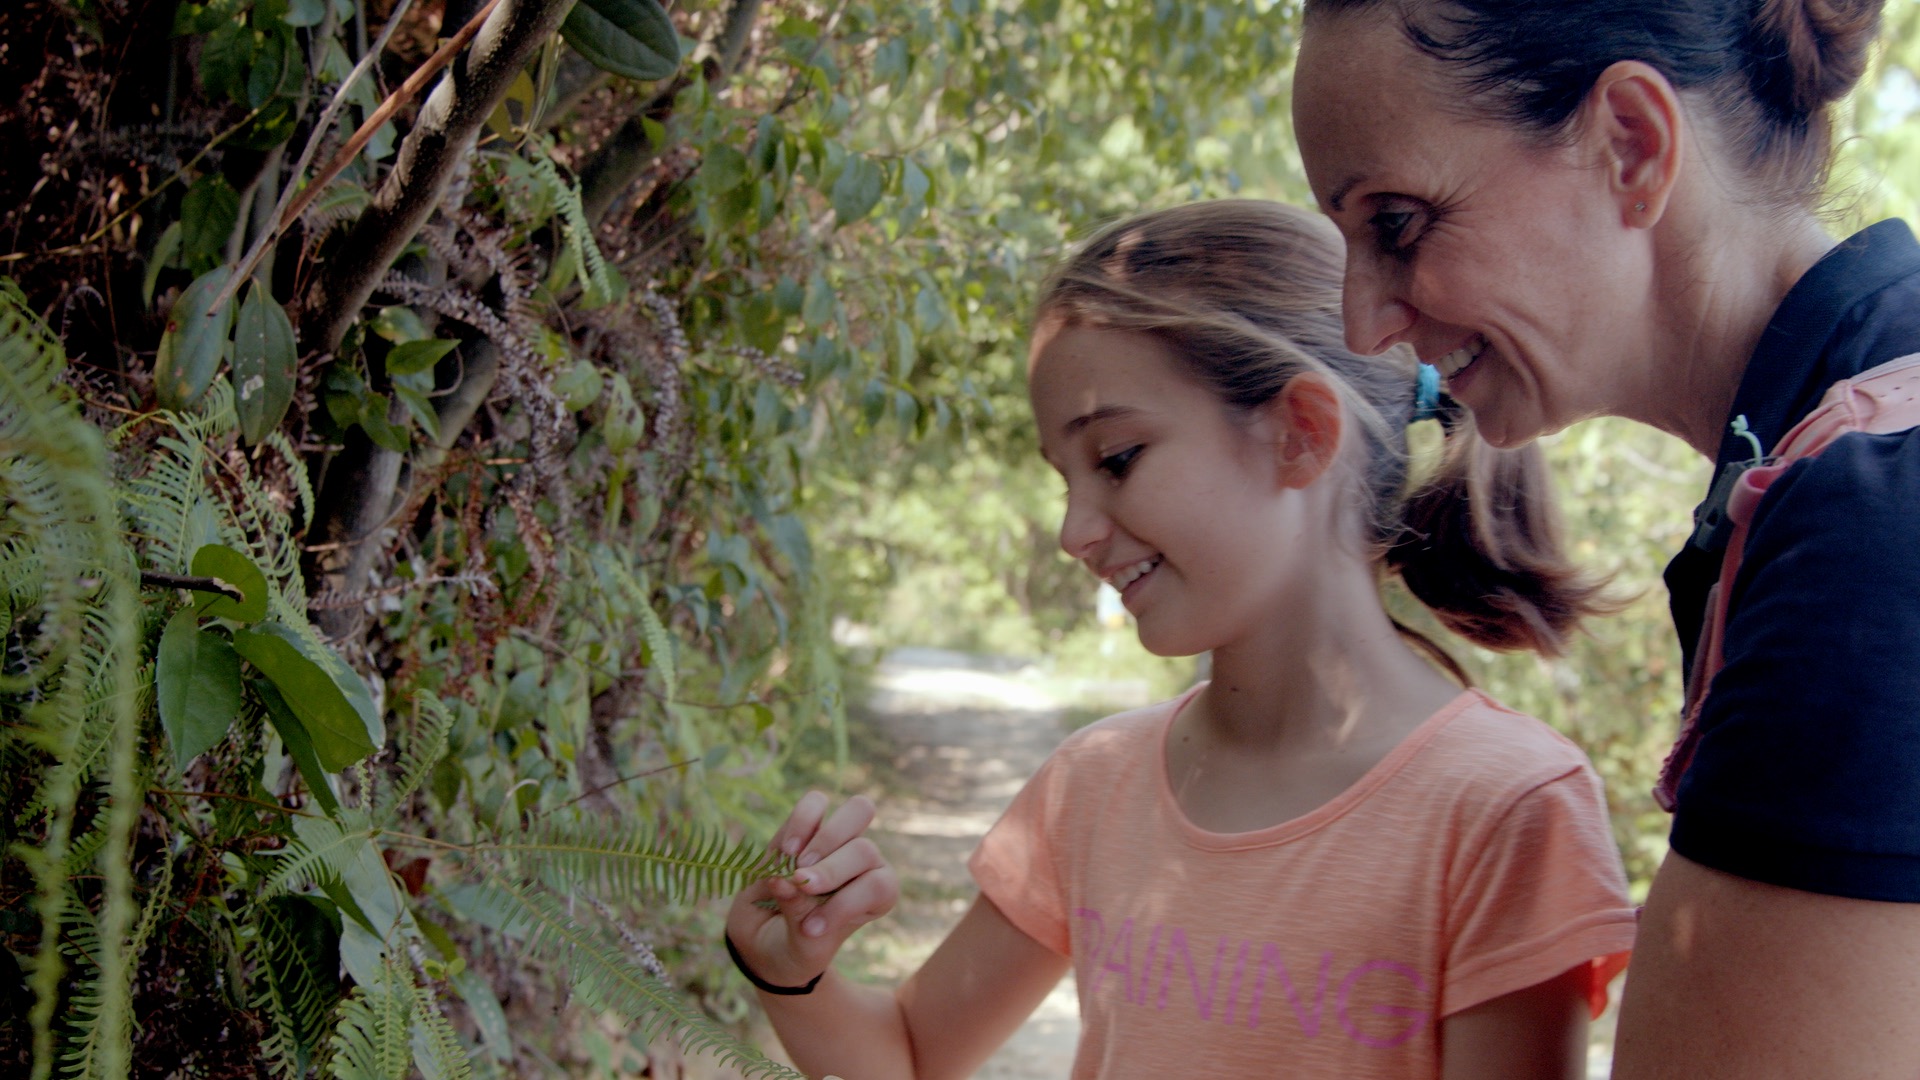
1057,488,1110,562
1343,254,1417,356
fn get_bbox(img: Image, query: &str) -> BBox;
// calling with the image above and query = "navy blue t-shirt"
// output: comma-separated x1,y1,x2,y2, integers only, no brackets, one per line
1663,219,1920,902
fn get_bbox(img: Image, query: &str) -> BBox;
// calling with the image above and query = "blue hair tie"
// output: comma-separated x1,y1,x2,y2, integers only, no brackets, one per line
1412,363,1443,424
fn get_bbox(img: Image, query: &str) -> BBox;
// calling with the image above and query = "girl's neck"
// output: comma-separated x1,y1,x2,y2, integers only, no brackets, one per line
1192,563,1460,753
1636,205,1835,457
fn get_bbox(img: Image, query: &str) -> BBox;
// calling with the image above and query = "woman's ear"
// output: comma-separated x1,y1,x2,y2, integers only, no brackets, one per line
1586,60,1684,226
1269,372,1344,490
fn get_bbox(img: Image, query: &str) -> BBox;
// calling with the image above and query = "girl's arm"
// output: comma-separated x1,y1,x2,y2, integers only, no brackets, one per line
726,793,1070,1080
1439,965,1589,1080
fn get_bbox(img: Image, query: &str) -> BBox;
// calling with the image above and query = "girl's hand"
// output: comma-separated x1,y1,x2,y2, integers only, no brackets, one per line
726,791,898,989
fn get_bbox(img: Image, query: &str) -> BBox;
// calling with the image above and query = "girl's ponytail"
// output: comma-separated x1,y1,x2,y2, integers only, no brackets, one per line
1386,410,1616,657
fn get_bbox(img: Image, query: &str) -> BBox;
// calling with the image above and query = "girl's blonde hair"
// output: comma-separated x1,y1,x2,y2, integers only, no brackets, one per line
1033,199,1611,664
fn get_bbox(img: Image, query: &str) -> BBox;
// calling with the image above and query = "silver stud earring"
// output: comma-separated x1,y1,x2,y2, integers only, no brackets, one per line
1634,201,1648,213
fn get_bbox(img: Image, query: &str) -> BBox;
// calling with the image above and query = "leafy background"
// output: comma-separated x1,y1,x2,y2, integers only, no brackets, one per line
1,0,1918,1075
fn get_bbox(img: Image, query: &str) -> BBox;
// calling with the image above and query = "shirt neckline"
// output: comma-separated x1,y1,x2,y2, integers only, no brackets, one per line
1153,683,1485,852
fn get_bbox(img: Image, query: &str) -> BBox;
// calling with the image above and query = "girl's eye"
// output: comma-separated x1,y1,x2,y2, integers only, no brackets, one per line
1098,445,1142,479
1369,207,1425,255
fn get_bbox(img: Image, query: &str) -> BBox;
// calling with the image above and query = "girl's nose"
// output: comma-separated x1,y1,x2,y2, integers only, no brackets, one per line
1343,253,1418,357
1057,488,1110,563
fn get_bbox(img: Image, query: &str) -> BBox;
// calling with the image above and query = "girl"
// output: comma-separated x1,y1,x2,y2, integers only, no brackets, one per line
1288,2,1920,1073
726,200,1636,1079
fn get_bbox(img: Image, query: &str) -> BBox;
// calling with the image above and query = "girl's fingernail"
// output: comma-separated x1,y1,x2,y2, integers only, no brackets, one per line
792,871,812,888
797,852,820,869
783,839,800,856
803,916,826,937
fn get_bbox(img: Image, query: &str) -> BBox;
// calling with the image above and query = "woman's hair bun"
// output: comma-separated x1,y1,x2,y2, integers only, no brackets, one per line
1747,0,1885,122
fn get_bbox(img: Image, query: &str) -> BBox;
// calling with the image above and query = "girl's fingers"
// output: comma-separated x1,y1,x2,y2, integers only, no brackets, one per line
795,794,876,870
790,836,883,897
795,865,898,943
771,790,831,859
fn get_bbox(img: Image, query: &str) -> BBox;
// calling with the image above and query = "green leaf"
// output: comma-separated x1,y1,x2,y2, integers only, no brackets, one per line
830,156,884,227
801,272,836,328
358,392,412,452
391,383,442,444
156,608,243,771
155,266,236,411
700,145,750,195
191,542,270,623
283,0,326,26
384,338,458,376
232,622,379,772
259,679,341,817
232,282,297,445
553,360,603,411
200,19,256,103
180,174,241,263
561,0,681,81
370,306,431,343
143,221,183,309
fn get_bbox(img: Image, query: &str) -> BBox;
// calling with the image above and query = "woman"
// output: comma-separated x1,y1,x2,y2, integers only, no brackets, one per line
1288,1,1920,1076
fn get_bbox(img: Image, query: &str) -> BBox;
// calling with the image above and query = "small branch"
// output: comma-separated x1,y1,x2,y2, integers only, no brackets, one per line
150,789,316,818
205,0,419,314
138,571,244,603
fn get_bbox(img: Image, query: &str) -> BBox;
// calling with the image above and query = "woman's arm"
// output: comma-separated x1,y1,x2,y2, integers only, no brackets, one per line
726,793,1070,1079
1612,851,1920,1079
1439,965,1588,1080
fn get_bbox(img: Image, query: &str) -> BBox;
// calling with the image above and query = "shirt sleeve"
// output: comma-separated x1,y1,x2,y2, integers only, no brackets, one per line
969,751,1071,956
1672,429,1920,901
1443,767,1639,1019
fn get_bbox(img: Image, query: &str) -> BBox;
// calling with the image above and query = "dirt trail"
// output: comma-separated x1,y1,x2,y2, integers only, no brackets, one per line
842,648,1099,1079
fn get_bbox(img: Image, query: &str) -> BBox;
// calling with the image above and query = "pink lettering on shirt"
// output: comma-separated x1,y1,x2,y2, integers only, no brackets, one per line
1073,907,1432,1049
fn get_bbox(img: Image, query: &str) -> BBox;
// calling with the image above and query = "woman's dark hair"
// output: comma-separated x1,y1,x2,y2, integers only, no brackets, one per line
1304,0,1886,204
1033,200,1614,669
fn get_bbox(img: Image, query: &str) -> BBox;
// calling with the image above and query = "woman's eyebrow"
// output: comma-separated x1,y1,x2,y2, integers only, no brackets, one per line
1327,176,1363,213
1062,404,1142,438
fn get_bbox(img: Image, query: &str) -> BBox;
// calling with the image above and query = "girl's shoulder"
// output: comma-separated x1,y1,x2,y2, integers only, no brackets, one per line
1400,691,1601,808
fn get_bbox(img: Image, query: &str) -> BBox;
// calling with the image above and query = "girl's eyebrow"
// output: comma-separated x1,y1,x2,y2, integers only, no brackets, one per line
1062,404,1142,438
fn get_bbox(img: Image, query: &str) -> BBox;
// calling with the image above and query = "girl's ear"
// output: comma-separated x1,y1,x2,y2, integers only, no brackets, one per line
1270,372,1343,490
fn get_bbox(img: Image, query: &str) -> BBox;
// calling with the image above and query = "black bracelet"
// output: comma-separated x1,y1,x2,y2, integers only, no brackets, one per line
725,932,824,996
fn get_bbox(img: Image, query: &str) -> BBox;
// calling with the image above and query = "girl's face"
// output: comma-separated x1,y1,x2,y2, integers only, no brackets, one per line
1290,11,1655,448
1029,323,1325,657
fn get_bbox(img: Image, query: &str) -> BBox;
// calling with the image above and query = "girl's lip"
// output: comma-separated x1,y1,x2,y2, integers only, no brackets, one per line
1118,557,1160,611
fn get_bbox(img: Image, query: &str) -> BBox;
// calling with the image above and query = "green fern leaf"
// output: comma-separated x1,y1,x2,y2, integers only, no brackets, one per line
484,816,789,903
484,877,803,1079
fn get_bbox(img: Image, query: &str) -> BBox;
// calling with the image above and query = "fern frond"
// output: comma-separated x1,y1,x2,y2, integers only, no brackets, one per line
327,956,415,1080
528,146,612,307
484,877,803,1079
263,429,315,529
482,817,788,903
268,810,380,895
2,278,142,1080
380,690,456,821
253,895,343,1077
408,979,475,1080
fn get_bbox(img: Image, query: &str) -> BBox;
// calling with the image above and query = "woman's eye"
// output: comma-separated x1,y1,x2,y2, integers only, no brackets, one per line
1098,446,1143,479
1369,208,1423,254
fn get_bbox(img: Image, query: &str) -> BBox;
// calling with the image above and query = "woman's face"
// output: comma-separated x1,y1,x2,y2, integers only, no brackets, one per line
1291,9,1654,448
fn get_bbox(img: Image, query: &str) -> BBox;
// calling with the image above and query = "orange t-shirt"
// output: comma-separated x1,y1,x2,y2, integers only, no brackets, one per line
969,686,1636,1078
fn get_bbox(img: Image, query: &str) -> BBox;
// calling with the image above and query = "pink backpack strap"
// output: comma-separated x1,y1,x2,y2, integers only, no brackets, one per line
1654,352,1920,812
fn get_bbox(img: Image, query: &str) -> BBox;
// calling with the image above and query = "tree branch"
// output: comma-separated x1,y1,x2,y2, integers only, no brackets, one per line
298,0,576,356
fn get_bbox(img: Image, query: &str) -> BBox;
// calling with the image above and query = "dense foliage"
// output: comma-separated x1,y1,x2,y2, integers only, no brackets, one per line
1,0,1917,1074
